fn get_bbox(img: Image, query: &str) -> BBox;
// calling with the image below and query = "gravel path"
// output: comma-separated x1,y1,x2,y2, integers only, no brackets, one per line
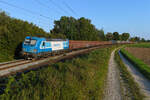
104,49,122,100
119,51,150,100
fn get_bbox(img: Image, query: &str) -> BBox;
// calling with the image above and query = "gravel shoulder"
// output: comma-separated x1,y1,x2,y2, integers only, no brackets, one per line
119,51,150,100
104,49,122,100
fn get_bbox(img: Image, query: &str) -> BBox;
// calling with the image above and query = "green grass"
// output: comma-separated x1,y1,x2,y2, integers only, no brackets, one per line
115,50,144,100
127,43,150,48
0,47,116,100
120,48,150,80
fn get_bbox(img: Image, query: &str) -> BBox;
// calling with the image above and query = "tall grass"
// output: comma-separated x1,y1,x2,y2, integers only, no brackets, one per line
115,50,144,100
0,47,115,100
120,48,150,80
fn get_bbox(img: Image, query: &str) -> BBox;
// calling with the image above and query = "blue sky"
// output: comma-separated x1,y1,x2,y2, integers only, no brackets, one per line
0,0,150,39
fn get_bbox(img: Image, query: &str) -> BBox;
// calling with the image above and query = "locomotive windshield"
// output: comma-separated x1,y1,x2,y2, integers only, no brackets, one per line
24,39,37,46
30,40,37,45
24,39,30,45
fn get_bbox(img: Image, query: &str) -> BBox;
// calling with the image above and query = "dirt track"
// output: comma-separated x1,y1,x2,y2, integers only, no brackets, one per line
104,49,122,100
119,51,150,100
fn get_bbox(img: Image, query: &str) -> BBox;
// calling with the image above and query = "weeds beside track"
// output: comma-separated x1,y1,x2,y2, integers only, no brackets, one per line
0,46,116,100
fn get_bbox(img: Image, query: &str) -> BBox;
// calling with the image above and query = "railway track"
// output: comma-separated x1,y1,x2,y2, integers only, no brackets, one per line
0,45,111,77
0,60,30,70
0,59,24,66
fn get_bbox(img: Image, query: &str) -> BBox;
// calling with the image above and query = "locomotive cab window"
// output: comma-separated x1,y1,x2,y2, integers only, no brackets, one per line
24,39,30,45
42,42,45,46
24,39,36,45
30,40,37,46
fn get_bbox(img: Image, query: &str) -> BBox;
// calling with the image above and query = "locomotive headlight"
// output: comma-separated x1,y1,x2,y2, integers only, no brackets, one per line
33,49,37,52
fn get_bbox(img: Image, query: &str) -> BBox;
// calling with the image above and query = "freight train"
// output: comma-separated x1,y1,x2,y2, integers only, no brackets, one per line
22,36,132,59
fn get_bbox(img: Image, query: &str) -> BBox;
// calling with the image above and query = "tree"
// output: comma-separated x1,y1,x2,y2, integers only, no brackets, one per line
106,32,113,41
49,33,66,39
141,38,146,42
51,16,78,40
113,32,119,40
97,29,106,41
134,37,140,42
121,33,130,41
130,37,140,42
51,16,105,41
147,40,150,42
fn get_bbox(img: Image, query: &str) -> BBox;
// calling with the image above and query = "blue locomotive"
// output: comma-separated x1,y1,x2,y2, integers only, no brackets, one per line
22,36,69,59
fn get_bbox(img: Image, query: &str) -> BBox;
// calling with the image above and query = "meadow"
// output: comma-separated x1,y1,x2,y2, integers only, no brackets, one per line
0,47,115,100
127,43,150,48
125,47,150,66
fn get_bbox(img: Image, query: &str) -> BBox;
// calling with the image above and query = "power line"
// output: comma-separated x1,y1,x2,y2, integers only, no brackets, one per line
48,0,70,15
34,0,62,15
0,0,52,20
62,1,78,16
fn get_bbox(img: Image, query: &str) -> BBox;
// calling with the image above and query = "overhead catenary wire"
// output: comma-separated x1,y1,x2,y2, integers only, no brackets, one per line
62,1,78,16
0,0,52,20
34,0,62,15
48,0,70,15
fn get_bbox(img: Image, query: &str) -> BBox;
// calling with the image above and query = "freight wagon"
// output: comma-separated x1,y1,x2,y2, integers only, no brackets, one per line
69,40,112,50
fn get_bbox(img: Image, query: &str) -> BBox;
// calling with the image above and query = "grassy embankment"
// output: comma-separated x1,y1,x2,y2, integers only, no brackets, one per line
0,47,116,100
115,50,144,100
120,48,150,80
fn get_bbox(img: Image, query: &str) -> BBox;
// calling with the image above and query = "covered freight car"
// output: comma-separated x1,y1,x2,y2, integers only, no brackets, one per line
22,36,69,59
69,40,112,50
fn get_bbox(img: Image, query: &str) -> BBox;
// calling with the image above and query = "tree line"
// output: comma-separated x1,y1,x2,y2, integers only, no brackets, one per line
49,17,131,41
50,16,105,41
50,16,150,42
130,37,149,42
105,32,130,41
